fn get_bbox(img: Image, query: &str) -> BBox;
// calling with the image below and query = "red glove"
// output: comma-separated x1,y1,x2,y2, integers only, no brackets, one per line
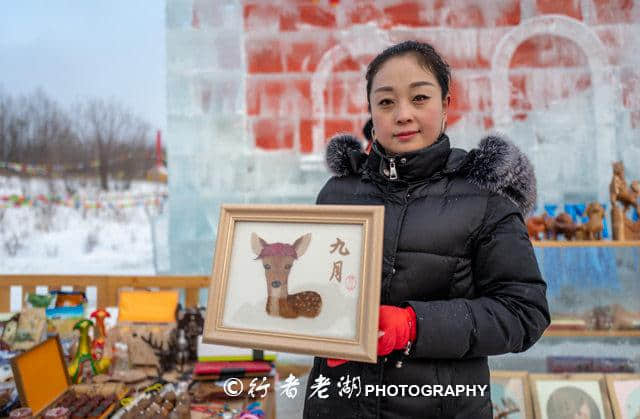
326,358,348,367
326,305,417,367
377,305,417,356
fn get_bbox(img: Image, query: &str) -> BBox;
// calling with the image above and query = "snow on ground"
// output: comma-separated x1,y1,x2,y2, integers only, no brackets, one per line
0,175,166,274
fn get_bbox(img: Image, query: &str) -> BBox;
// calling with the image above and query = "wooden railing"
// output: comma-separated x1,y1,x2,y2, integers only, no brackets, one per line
0,275,210,312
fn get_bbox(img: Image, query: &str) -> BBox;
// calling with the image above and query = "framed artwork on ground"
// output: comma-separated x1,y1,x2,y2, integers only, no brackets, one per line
203,204,384,363
605,373,640,419
490,370,533,418
530,373,613,419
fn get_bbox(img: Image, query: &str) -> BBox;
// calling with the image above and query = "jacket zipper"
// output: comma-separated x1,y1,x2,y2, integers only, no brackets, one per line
388,158,398,180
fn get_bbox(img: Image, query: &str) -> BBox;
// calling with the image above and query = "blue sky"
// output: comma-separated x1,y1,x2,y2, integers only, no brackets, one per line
0,1,166,132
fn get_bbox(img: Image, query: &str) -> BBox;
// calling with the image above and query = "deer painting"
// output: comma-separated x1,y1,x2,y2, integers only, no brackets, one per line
251,232,322,319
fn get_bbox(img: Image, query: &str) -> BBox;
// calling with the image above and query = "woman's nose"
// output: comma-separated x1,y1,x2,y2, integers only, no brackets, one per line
395,102,413,124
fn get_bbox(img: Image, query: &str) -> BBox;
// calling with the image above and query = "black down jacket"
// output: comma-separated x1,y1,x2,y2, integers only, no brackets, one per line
302,133,550,419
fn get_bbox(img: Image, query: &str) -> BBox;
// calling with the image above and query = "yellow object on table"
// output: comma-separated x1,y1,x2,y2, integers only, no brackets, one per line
118,290,179,323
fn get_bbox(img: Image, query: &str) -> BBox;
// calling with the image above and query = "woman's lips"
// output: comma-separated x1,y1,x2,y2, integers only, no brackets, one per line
394,131,419,141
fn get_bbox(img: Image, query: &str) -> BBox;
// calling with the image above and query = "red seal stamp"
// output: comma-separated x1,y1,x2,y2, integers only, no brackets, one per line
345,275,356,292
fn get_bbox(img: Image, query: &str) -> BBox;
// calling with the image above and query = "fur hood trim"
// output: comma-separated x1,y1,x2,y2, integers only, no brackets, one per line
325,133,537,215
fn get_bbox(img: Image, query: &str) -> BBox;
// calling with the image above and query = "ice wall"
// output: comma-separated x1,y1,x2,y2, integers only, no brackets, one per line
166,0,640,274
165,0,328,273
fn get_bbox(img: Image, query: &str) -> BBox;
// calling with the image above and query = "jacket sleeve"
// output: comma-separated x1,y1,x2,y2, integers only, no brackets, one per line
404,193,550,359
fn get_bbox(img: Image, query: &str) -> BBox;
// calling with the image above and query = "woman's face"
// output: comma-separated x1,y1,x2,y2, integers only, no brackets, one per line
369,54,450,155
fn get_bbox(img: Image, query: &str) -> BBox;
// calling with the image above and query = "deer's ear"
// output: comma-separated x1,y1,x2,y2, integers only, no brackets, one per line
251,233,266,256
293,233,312,257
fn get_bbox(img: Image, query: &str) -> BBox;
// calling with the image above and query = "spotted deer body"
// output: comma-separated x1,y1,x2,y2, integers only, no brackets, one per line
251,233,322,319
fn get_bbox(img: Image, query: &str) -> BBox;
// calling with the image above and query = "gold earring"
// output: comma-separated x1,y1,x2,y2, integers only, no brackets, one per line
371,128,377,141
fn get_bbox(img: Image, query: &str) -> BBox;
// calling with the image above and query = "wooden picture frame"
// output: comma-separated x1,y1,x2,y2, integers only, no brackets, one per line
530,373,613,419
490,370,534,418
203,204,384,363
605,373,640,419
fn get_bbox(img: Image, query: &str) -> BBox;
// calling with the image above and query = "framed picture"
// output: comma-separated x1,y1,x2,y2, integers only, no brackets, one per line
490,370,533,418
605,373,640,419
530,373,613,419
203,204,384,363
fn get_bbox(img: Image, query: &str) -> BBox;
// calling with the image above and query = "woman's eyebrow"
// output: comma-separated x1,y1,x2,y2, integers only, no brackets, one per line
409,81,435,88
374,81,435,94
373,86,394,94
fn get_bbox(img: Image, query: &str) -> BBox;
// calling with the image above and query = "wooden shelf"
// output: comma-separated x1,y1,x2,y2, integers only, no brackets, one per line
532,240,640,248
544,330,640,337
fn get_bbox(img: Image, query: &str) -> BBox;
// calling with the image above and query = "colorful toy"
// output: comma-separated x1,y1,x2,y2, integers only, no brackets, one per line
67,319,97,383
90,309,111,374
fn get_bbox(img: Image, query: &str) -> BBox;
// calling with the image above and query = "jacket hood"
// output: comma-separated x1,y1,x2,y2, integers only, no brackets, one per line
325,133,537,215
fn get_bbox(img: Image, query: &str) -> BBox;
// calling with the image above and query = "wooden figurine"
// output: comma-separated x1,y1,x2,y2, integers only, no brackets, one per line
580,202,605,240
177,307,204,361
67,319,97,383
526,213,553,240
609,161,640,240
611,304,640,330
549,213,580,241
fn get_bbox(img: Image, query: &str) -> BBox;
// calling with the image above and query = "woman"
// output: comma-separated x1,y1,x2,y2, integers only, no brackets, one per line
303,41,550,418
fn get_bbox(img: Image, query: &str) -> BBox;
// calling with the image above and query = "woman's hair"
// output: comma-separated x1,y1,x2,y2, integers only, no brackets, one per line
362,118,373,142
365,40,451,111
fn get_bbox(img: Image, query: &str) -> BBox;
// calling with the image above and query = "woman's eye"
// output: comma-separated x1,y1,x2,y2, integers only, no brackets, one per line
378,99,393,106
413,95,429,102
264,264,271,269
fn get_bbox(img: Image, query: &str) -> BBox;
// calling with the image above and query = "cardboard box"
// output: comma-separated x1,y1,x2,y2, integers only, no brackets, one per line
10,336,125,417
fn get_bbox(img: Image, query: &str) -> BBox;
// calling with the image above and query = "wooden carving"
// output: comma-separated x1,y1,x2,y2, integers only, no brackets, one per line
549,213,580,241
526,213,553,240
610,161,640,240
579,202,605,240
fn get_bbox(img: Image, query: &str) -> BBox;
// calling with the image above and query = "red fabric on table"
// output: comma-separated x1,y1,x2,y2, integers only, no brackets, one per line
194,361,273,376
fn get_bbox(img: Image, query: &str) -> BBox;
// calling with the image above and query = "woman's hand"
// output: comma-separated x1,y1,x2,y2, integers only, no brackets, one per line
377,305,417,356
326,305,417,367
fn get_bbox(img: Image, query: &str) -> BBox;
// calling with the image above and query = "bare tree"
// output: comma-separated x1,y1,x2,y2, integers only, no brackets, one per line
76,99,150,191
1,89,154,188
0,89,29,164
25,89,76,168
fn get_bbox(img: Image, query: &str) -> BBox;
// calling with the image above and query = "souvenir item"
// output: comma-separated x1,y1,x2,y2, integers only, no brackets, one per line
108,324,175,368
89,309,111,374
547,356,635,373
118,290,179,323
9,407,33,418
204,205,383,363
52,291,86,308
0,315,19,348
42,407,69,418
610,161,640,240
11,337,123,417
580,202,605,240
12,308,47,351
177,307,203,361
46,306,84,341
110,342,130,374
26,293,54,309
526,213,553,240
605,374,640,419
141,330,177,374
67,319,97,384
530,373,613,419
175,329,189,372
548,213,580,240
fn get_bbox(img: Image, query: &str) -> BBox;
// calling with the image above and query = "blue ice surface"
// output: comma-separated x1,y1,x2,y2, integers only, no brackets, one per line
534,246,620,299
